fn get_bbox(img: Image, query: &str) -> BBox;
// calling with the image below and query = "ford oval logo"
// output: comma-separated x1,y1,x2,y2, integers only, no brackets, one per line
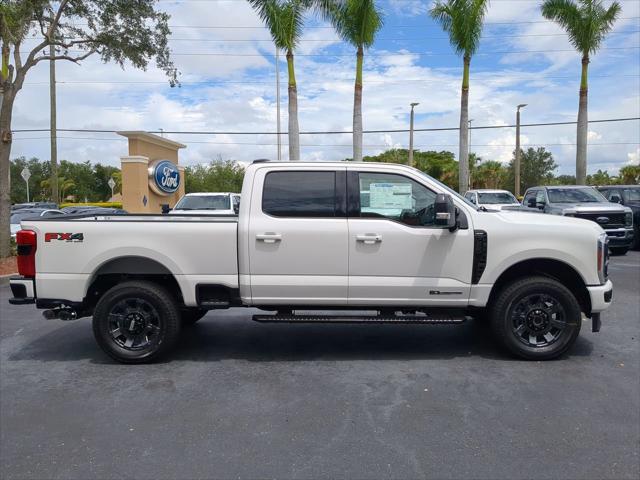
596,216,609,224
151,160,180,195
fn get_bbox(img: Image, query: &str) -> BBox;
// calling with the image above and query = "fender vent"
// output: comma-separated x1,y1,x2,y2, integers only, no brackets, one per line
472,230,488,284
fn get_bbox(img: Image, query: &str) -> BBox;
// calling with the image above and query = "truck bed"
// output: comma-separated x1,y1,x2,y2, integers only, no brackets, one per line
20,214,239,306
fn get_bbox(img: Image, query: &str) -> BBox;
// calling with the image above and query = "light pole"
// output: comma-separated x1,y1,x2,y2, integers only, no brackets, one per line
275,47,282,161
408,102,419,167
468,119,474,189
515,104,527,197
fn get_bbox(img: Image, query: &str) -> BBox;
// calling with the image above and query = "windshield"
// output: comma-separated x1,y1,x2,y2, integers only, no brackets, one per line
477,192,518,204
174,195,231,211
623,188,640,202
547,187,607,203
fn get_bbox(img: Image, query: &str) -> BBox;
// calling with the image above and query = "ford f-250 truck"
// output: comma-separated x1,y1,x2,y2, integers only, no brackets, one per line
9,162,613,363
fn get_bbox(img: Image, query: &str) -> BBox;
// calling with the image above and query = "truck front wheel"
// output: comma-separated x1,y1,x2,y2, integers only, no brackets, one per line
490,276,582,360
92,281,181,364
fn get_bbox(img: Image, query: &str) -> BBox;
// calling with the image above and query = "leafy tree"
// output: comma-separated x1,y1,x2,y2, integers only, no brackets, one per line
506,147,558,192
542,0,621,185
473,160,508,189
0,0,177,257
323,0,383,162
430,0,489,194
552,174,577,185
184,160,245,194
587,169,613,186
618,165,640,184
249,0,311,161
9,156,50,203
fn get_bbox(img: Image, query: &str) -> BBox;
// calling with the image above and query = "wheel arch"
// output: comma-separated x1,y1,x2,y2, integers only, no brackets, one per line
487,258,592,316
83,256,186,308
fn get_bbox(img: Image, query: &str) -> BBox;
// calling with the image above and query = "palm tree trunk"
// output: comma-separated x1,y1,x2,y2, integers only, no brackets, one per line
0,85,15,258
576,54,589,185
353,45,364,162
459,55,470,194
286,50,300,161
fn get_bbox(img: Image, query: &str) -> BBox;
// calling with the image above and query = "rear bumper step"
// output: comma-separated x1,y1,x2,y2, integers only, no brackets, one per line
252,314,467,324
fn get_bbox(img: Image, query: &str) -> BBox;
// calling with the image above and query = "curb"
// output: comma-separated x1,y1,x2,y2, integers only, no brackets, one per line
0,274,17,286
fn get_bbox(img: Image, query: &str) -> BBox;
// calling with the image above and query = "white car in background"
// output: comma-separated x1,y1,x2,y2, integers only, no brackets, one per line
464,189,521,210
169,192,240,215
10,209,66,238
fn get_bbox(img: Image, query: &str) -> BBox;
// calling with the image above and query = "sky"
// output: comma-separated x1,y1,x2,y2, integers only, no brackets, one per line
10,0,640,176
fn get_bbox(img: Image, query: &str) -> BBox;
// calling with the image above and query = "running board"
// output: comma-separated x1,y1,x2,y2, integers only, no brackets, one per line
252,313,467,325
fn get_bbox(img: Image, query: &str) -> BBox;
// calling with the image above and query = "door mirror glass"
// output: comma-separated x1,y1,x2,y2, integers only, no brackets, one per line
434,193,457,230
609,194,621,204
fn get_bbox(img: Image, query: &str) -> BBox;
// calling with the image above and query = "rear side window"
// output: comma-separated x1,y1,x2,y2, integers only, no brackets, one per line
263,171,337,217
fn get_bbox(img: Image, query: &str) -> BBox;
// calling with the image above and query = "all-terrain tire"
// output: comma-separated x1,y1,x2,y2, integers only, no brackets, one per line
490,276,582,360
92,281,181,364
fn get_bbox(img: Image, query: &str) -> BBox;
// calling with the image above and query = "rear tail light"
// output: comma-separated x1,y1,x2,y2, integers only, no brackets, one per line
16,230,37,278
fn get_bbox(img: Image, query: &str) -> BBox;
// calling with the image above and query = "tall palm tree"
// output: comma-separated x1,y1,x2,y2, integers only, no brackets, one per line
430,0,489,194
249,0,312,161
323,0,383,162
542,0,621,185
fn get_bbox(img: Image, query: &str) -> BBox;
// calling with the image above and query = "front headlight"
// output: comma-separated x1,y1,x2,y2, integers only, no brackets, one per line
625,212,633,227
597,232,609,284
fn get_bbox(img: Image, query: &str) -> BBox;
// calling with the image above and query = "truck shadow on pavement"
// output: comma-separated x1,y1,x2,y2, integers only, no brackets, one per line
8,314,594,363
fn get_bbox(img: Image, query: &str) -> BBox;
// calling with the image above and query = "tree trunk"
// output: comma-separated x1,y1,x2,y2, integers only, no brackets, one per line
576,54,589,185
353,45,364,162
49,45,59,203
286,50,300,161
0,86,15,258
458,55,470,194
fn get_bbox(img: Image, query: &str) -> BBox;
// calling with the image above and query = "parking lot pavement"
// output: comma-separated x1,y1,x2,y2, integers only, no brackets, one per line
0,254,638,480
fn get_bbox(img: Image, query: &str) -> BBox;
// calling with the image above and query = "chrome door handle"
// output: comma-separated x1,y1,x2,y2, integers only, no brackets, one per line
256,233,282,243
356,234,382,244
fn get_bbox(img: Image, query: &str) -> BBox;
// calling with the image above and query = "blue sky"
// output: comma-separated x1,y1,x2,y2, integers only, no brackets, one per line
11,0,640,175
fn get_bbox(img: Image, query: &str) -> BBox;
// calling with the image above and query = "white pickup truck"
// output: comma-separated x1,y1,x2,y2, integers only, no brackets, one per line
9,162,613,363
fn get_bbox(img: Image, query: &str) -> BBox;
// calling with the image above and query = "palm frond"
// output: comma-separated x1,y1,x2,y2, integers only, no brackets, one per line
321,0,383,48
430,0,489,57
248,0,310,51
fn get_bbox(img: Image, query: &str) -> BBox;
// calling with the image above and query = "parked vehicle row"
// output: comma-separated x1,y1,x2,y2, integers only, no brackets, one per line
9,162,612,364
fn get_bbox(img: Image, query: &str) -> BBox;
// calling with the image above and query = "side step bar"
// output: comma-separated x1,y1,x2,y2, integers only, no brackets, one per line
252,313,467,325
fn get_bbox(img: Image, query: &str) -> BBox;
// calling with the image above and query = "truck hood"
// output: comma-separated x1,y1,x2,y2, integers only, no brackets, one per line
490,209,604,232
556,202,631,213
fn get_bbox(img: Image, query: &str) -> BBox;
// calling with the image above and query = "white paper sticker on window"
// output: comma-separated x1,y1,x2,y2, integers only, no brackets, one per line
369,183,412,210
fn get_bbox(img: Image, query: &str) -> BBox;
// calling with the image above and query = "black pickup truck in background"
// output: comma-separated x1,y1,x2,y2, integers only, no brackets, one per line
597,185,640,250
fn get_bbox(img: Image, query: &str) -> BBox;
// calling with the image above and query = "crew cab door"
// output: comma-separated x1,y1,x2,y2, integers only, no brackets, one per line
346,169,475,306
247,166,348,305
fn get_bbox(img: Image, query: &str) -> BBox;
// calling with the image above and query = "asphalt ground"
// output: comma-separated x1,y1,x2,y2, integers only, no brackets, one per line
1,252,639,479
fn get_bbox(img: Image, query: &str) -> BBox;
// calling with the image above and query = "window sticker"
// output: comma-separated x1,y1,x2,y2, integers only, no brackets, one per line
369,183,412,210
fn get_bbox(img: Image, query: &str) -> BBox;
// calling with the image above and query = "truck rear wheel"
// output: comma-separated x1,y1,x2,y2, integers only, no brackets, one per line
92,281,181,364
490,276,582,360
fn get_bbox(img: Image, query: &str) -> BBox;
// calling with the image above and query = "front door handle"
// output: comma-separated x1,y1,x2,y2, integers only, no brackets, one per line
256,233,282,244
356,234,382,244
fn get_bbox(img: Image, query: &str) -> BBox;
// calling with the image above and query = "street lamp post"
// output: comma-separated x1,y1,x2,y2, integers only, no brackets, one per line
468,118,474,190
515,104,527,197
408,102,419,167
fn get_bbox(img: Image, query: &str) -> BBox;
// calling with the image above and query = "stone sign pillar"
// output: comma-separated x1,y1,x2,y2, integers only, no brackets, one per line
117,131,186,213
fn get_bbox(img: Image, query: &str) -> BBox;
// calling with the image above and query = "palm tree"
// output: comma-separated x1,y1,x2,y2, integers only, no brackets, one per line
430,0,489,194
541,0,621,185
249,0,312,161
323,0,383,162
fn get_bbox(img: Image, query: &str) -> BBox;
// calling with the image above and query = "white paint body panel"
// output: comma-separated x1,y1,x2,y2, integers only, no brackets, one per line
20,162,610,314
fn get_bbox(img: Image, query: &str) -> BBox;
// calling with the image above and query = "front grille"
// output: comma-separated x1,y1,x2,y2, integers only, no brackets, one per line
574,212,626,228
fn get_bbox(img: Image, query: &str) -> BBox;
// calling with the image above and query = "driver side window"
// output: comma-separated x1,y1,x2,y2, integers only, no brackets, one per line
357,172,437,226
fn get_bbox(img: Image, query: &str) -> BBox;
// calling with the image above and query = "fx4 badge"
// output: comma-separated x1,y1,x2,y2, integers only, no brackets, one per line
45,232,84,243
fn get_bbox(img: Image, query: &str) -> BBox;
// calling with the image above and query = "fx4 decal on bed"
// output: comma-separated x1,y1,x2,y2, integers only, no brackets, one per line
44,233,84,243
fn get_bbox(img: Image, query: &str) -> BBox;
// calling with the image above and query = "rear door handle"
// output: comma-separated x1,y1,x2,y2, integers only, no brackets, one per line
356,234,382,244
256,233,282,243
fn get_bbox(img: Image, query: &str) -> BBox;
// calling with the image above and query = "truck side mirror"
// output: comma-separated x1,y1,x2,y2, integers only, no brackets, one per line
609,194,621,204
434,193,457,231
527,198,536,208
161,204,171,214
233,202,240,214
537,200,546,210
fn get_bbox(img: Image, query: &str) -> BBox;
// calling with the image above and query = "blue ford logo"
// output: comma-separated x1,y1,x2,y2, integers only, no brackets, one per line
150,160,180,195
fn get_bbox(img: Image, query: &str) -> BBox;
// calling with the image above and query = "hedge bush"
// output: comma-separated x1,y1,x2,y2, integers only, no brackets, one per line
59,202,123,209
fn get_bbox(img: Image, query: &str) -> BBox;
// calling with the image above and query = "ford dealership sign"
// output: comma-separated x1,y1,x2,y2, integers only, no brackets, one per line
149,160,180,195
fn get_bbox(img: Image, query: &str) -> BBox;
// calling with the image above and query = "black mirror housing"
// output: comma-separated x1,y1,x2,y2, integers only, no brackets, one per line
161,204,171,214
434,193,457,230
609,195,621,204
